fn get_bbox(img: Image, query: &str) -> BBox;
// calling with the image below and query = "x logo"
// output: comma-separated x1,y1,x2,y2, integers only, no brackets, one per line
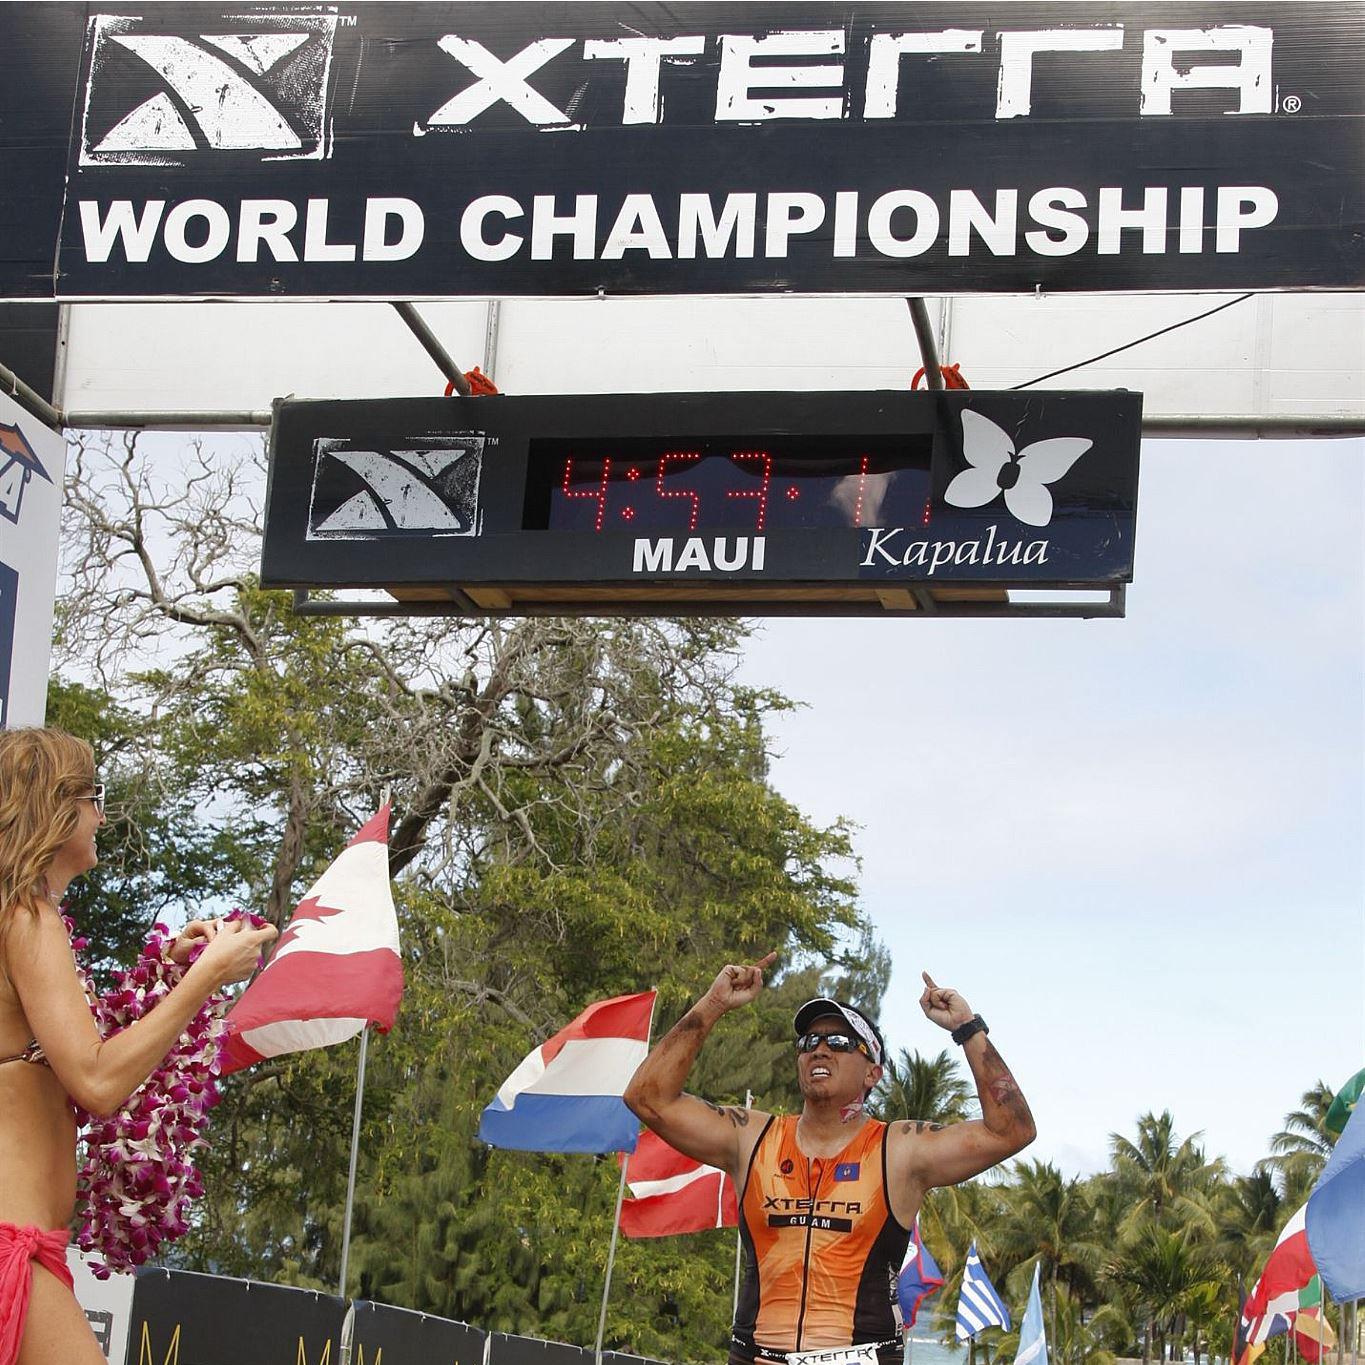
429,36,577,127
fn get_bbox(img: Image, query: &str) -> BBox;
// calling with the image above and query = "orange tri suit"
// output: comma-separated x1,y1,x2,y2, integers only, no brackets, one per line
729,1114,911,1365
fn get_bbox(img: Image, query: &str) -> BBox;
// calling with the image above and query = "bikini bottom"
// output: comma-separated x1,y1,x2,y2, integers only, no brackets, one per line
0,1224,74,1365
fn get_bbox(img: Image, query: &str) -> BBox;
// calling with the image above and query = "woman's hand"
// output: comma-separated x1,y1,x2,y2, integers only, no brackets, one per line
196,918,280,987
168,919,220,966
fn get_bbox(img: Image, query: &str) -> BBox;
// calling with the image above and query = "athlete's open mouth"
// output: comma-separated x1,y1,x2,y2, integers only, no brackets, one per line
810,1066,831,1079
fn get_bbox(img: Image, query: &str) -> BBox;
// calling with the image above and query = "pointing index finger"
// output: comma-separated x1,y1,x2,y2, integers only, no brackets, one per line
921,971,938,990
755,951,778,970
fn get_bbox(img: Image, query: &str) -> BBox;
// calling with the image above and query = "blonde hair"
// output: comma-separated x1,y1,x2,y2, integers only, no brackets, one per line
0,727,96,925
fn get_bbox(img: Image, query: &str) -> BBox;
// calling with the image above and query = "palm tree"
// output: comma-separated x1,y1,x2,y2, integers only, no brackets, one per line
1109,1111,1223,1238
1259,1081,1336,1202
1213,1169,1283,1281
872,1047,977,1125
996,1160,1105,1356
1106,1225,1221,1365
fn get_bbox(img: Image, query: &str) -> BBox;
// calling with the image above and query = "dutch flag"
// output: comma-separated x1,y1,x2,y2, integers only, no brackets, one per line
478,990,656,1153
956,1242,1012,1341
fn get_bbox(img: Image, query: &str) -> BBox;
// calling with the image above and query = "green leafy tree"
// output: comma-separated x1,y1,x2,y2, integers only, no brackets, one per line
872,1047,977,1126
1109,1111,1223,1239
1260,1082,1336,1204
57,432,873,1360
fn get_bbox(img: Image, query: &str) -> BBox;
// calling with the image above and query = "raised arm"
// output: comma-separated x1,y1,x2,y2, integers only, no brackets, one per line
889,972,1036,1201
623,954,775,1180
7,905,277,1117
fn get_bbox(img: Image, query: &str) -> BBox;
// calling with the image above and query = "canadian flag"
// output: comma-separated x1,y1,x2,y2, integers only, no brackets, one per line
617,1129,738,1238
221,806,404,1074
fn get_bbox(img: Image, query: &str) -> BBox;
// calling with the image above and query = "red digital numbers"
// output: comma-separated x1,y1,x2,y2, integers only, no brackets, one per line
727,451,772,531
852,455,871,527
562,457,611,532
656,452,702,531
556,449,910,532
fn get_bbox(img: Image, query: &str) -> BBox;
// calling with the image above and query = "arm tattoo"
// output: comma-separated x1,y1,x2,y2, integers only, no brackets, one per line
978,1041,1033,1125
704,1099,750,1127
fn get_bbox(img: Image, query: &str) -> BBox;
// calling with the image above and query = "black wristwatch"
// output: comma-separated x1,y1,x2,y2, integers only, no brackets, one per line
951,1014,988,1046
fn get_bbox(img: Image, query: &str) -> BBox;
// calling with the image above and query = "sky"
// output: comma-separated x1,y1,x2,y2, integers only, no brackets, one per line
736,436,1365,1179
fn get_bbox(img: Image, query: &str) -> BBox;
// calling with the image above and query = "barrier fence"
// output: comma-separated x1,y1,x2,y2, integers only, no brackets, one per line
70,1254,673,1365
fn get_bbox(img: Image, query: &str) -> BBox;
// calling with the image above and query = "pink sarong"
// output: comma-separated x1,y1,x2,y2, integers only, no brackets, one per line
0,1224,74,1365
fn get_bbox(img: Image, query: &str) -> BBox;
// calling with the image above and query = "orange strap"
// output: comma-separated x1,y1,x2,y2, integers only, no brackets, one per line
445,366,500,397
910,363,970,390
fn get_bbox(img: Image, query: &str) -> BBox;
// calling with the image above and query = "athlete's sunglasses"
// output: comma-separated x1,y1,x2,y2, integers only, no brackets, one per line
82,783,106,817
796,1032,873,1061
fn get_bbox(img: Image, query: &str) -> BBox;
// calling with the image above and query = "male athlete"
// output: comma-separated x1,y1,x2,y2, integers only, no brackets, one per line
623,956,1035,1365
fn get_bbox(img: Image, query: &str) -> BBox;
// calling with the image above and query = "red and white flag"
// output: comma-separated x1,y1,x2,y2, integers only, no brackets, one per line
617,1129,738,1238
221,806,403,1074
1241,1204,1321,1348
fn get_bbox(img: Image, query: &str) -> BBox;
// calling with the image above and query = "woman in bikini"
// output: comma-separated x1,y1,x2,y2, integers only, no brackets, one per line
0,727,277,1364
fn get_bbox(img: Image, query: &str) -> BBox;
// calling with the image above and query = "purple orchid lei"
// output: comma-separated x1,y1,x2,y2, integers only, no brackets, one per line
66,911,264,1278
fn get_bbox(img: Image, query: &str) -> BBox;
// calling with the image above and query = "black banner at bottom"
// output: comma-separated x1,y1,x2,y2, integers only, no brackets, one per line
130,1270,347,1363
351,1300,486,1363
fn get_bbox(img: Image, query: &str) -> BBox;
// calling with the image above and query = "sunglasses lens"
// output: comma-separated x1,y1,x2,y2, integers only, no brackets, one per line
799,1033,857,1053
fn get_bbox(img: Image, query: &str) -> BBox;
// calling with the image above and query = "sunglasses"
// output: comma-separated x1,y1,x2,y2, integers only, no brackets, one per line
796,1032,874,1061
82,783,106,817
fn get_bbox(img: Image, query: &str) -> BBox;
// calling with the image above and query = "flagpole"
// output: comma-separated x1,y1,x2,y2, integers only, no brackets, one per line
338,1022,371,1299
336,789,391,1302
595,1135,630,1365
596,993,657,1365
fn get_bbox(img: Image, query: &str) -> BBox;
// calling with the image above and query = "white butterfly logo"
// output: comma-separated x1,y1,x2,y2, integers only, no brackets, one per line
944,411,1093,528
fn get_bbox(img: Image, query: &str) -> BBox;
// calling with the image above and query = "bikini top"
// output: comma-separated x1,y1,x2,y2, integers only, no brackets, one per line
0,1039,48,1068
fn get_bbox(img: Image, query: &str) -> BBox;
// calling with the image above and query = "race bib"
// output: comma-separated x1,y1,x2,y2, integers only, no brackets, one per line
787,1346,881,1365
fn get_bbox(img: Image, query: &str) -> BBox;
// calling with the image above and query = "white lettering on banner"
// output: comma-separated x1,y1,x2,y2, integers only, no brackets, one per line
75,185,1281,267
863,31,982,119
860,526,1050,573
363,199,426,262
163,199,231,264
632,537,766,573
1097,187,1169,255
461,196,525,261
428,36,578,127
602,195,672,259
677,194,757,259
948,190,1018,257
530,195,598,260
765,193,826,258
715,31,847,121
416,24,1278,128
1141,27,1273,116
582,37,708,124
1215,187,1279,251
78,198,427,265
996,29,1125,118
79,199,165,263
1024,188,1089,256
237,199,299,263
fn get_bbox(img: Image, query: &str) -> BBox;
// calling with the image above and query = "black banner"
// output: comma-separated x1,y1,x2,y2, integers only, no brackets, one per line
351,1300,487,1364
0,305,60,403
129,1269,347,1364
0,2,1359,299
260,389,1142,617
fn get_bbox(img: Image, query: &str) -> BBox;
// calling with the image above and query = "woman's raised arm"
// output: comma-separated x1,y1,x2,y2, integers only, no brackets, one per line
7,906,276,1116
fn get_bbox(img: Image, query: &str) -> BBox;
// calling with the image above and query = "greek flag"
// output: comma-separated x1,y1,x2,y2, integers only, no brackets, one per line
955,1242,1011,1341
